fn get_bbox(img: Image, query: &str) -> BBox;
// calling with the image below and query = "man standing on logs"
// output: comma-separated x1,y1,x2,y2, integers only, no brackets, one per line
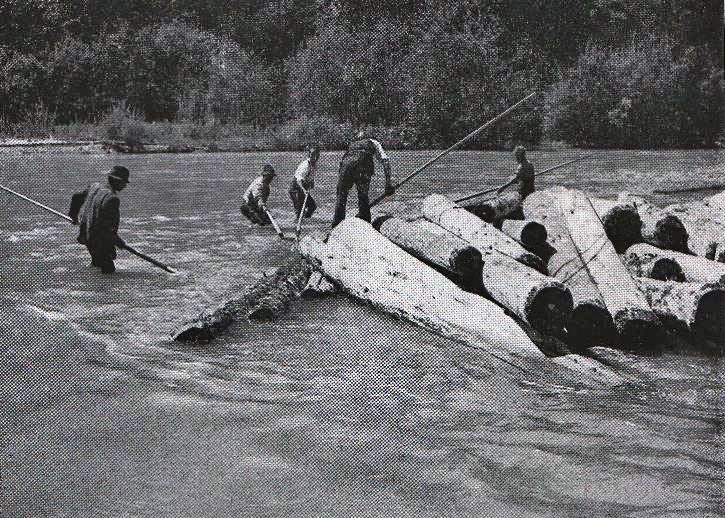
240,163,276,225
497,145,535,200
331,132,395,228
289,146,319,219
68,165,129,274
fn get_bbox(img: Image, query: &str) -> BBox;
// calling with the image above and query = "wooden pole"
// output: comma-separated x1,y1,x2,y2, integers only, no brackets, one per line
370,92,536,207
0,182,177,273
295,191,310,240
263,208,287,240
454,155,594,204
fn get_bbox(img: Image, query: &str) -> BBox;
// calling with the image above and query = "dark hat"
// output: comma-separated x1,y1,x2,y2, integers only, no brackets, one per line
262,163,276,176
513,146,526,159
108,165,130,183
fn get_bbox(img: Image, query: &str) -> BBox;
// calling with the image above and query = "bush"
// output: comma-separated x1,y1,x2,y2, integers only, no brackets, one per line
101,103,148,147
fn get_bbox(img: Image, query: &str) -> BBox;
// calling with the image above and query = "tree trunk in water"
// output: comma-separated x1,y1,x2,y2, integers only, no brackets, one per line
523,189,617,350
624,243,725,284
422,194,545,273
623,249,685,281
558,189,661,350
635,278,725,349
462,192,523,225
173,254,311,341
589,197,643,253
618,193,689,252
375,216,483,289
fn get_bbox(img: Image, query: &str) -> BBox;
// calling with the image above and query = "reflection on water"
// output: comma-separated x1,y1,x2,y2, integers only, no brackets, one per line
1,150,723,516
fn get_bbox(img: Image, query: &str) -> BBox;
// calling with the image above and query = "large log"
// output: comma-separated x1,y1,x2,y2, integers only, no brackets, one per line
558,189,661,349
422,194,545,273
623,249,685,281
589,197,642,253
375,216,483,287
463,192,523,225
523,189,617,349
300,224,626,388
624,243,725,284
500,219,548,251
173,254,311,341
339,217,572,336
617,193,689,252
635,278,724,348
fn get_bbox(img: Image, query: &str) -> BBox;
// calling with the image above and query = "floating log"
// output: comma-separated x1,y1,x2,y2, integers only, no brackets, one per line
301,271,336,298
623,248,685,281
422,194,545,273
624,243,725,284
375,216,483,287
463,192,523,224
301,222,626,388
635,278,724,348
500,219,548,251
523,189,617,350
173,254,311,341
617,193,689,252
558,189,661,349
589,197,642,253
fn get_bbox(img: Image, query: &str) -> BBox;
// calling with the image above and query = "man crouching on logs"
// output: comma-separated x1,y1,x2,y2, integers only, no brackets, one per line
68,165,129,274
240,163,276,225
331,132,395,228
497,145,535,200
289,146,320,219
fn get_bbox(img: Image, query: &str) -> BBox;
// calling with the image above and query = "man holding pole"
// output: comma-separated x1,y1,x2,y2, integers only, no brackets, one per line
497,145,535,200
331,132,395,228
240,163,276,225
69,165,129,274
289,146,319,219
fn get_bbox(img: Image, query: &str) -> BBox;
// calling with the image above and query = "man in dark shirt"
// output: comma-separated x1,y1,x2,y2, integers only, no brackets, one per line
331,133,394,228
69,166,129,274
497,145,535,199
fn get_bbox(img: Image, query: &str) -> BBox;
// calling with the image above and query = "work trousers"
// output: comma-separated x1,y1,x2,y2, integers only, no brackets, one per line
288,180,317,219
332,152,374,228
87,245,116,274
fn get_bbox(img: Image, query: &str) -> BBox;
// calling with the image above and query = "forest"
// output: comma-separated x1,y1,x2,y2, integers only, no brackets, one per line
0,0,722,148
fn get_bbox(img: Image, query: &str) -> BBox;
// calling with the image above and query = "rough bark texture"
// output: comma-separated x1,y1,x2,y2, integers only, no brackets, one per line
623,249,685,281
625,243,725,284
523,189,617,350
301,271,337,298
422,194,545,273
618,193,689,252
558,189,661,350
636,278,724,348
172,254,311,341
501,219,548,251
589,197,643,253
463,192,523,224
376,216,483,288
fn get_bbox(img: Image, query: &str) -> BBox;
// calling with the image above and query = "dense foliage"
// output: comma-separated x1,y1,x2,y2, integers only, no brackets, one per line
0,0,721,147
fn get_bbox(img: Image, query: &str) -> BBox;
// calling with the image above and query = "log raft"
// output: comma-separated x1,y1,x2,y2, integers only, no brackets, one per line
558,189,662,350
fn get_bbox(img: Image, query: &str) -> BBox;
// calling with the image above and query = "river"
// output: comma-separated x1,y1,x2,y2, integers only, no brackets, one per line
1,149,723,516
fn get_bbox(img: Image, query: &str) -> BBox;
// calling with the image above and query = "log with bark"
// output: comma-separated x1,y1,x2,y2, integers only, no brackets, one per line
558,189,662,350
523,188,617,350
624,243,725,284
300,221,626,388
635,278,724,349
173,253,311,341
374,216,483,288
463,192,523,225
422,194,545,273
623,248,685,281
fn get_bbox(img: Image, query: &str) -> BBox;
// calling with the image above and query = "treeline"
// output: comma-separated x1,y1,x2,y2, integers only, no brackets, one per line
0,0,722,148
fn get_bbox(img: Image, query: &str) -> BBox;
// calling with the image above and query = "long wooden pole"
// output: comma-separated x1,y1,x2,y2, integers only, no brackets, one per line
264,208,287,240
370,92,537,207
454,155,593,204
295,191,310,240
0,182,177,273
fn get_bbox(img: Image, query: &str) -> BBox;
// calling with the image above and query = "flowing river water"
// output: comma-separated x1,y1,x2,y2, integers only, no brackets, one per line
1,150,723,516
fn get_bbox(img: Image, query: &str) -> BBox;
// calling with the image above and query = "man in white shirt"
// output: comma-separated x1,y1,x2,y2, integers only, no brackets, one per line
331,132,394,228
240,163,276,224
289,146,320,219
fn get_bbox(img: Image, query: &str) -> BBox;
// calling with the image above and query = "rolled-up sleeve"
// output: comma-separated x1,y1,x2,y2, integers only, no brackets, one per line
370,139,389,162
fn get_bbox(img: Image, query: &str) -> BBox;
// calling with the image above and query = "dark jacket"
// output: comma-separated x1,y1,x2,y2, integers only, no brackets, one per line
72,182,121,257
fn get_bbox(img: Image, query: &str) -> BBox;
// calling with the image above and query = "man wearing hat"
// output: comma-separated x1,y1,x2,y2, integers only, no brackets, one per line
240,163,276,225
69,165,130,274
331,132,395,228
497,145,535,200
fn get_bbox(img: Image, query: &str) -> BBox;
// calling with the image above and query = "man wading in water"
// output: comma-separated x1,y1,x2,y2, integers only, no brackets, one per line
240,163,276,225
69,166,129,274
289,146,319,219
331,132,395,228
497,145,535,200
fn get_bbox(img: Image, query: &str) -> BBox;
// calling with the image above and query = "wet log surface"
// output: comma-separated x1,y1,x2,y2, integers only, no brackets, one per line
172,253,311,342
